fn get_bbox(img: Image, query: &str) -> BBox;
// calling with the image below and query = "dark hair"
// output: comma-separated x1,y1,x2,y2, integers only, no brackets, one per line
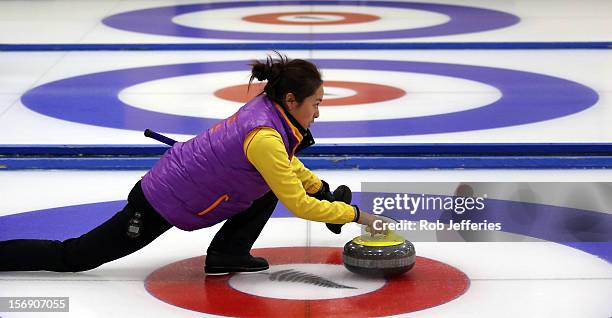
249,52,322,106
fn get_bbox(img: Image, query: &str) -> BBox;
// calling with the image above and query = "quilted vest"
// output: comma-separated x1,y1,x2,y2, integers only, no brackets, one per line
141,95,303,230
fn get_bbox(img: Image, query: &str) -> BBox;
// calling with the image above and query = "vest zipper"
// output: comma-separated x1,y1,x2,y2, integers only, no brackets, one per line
197,194,230,216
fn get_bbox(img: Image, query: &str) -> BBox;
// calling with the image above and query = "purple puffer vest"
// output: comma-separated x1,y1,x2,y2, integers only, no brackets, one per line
141,95,299,231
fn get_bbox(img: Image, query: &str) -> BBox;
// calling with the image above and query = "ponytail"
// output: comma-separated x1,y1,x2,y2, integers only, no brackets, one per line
249,52,322,106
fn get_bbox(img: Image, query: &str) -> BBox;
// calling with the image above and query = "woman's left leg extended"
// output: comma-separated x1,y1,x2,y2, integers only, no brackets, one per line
0,182,172,272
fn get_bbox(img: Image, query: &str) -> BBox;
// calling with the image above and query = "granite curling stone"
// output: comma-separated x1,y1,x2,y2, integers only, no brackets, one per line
343,233,416,278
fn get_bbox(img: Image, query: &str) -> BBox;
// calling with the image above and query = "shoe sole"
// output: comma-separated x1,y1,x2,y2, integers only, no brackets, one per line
205,266,269,275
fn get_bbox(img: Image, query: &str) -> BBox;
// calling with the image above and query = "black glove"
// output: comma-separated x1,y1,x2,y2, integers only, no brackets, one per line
312,180,334,202
310,180,352,234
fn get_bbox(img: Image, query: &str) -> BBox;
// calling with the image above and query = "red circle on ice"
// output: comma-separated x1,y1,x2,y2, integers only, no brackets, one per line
214,81,406,106
242,11,380,25
145,247,469,317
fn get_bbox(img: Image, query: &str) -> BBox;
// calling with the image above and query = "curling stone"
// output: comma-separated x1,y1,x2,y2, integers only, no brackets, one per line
343,233,415,278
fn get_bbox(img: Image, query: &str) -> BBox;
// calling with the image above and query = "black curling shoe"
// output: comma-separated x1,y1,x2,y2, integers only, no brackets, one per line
204,250,269,275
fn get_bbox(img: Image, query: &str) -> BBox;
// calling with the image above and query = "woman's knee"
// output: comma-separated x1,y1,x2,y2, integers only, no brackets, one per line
60,260,102,273
59,239,105,272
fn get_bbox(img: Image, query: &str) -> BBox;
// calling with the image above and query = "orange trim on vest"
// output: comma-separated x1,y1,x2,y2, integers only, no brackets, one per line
197,194,230,216
273,103,303,157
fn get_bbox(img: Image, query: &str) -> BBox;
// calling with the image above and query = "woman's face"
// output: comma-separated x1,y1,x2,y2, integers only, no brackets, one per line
285,84,323,129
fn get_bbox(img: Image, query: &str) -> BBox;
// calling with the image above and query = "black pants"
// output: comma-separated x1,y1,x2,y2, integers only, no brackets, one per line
208,190,278,255
0,182,278,272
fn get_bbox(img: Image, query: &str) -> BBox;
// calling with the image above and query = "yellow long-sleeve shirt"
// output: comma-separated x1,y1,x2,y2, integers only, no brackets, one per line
243,127,356,224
